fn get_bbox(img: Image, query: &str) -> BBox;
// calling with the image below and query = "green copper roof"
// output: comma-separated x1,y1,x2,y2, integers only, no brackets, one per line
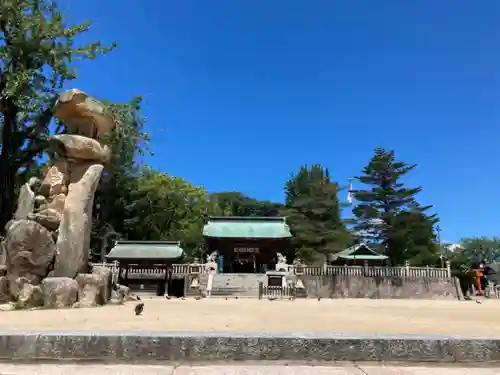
339,254,388,260
106,241,184,260
203,216,292,239
331,243,388,261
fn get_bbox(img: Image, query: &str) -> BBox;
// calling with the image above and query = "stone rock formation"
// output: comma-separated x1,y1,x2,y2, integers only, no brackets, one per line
41,277,78,308
0,89,120,309
74,266,112,308
4,220,56,290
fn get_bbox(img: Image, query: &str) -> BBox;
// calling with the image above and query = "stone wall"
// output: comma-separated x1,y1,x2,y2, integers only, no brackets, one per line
0,332,498,363
302,275,463,300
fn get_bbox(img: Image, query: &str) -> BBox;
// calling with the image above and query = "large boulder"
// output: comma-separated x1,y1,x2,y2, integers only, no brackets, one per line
9,276,30,300
39,158,69,198
75,271,110,307
49,134,110,163
52,162,103,278
54,89,116,141
14,183,35,220
114,284,135,304
92,266,113,302
0,277,9,303
41,277,78,308
17,283,44,309
4,220,56,286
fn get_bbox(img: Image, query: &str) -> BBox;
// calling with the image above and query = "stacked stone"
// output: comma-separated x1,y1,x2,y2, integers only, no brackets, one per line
0,89,116,309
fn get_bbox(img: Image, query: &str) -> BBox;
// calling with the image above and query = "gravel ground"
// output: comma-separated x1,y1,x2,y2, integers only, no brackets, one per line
0,298,498,335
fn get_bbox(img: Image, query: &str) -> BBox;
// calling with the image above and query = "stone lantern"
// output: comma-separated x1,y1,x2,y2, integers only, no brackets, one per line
189,258,201,289
294,258,306,290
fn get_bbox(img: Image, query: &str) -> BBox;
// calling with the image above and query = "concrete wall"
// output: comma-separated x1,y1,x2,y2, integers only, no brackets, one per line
1,332,499,363
303,275,462,300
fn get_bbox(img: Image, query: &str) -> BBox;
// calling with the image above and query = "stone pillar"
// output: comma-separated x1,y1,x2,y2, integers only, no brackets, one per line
405,260,410,277
446,260,451,278
188,258,201,295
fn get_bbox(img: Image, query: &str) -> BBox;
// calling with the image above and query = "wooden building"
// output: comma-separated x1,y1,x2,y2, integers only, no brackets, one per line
106,240,185,296
329,243,388,266
202,216,293,273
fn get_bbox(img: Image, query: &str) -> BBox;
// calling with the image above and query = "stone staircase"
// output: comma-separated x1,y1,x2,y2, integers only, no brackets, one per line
201,273,266,298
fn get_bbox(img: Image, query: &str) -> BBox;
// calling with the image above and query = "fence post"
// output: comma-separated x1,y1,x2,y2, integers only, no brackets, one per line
363,260,369,276
323,262,328,274
425,265,430,278
258,282,263,300
446,260,451,278
405,260,410,277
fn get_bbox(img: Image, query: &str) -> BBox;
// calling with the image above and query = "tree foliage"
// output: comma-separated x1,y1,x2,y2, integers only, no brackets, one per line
450,237,500,266
0,0,116,233
209,192,283,217
284,165,350,263
351,148,438,265
124,168,210,256
90,97,149,261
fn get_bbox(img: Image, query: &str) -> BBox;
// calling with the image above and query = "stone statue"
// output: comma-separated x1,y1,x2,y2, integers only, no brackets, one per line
206,251,218,264
204,251,218,275
275,252,288,272
276,253,287,264
0,89,116,309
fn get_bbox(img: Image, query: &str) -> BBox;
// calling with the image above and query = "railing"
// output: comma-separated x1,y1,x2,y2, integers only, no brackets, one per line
92,262,451,280
258,282,296,300
91,262,205,280
316,265,450,278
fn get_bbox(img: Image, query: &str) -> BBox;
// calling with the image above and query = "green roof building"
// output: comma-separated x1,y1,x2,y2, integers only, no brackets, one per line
106,240,185,296
107,240,185,263
202,216,293,273
329,243,388,265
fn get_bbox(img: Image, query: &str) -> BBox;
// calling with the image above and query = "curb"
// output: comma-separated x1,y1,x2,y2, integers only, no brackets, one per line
0,332,498,363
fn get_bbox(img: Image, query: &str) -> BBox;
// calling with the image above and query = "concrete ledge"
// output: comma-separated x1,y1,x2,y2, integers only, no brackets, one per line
0,332,498,363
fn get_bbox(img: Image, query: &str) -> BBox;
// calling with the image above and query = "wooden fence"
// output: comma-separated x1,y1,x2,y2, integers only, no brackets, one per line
258,282,296,300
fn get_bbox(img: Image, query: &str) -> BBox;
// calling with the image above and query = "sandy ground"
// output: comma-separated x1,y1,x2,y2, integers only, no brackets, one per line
0,298,499,335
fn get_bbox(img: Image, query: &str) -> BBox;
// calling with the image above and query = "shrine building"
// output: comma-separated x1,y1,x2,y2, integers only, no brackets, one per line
106,240,185,296
202,216,293,273
329,243,388,266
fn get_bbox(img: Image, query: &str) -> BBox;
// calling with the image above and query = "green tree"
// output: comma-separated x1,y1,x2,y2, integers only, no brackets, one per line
0,0,116,233
452,237,500,265
209,192,283,217
90,97,149,261
284,165,350,263
352,148,438,265
124,168,209,257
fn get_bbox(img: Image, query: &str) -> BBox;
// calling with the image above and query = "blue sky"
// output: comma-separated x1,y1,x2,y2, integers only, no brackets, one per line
60,1,500,243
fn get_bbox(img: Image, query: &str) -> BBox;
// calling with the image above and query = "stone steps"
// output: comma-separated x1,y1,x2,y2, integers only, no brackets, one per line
200,273,266,298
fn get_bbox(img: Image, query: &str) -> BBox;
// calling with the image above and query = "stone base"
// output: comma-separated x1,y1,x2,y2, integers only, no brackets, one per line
0,332,498,363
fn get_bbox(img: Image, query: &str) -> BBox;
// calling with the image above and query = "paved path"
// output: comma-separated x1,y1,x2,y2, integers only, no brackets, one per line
0,364,497,374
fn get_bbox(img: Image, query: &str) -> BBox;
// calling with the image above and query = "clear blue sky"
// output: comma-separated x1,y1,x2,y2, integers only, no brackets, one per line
61,1,500,243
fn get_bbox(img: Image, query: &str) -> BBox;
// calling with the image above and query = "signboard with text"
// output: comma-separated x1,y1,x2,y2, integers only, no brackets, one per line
233,247,259,254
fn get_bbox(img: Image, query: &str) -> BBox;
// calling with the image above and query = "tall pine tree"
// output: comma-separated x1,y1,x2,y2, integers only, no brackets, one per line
352,148,439,265
284,165,350,263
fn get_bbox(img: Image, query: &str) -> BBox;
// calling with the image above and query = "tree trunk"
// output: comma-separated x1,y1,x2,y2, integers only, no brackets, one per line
0,101,18,235
0,153,16,235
